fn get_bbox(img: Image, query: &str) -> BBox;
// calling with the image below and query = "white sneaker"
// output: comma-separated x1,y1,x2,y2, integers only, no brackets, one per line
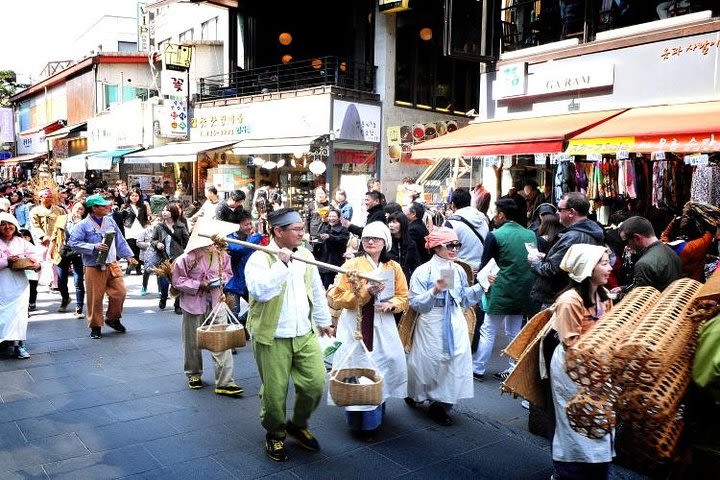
521,400,530,410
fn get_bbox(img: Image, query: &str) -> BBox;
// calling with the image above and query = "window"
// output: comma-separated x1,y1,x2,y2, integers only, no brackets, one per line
201,16,219,40
101,84,158,111
118,41,137,52
158,38,171,53
179,29,194,42
395,2,479,114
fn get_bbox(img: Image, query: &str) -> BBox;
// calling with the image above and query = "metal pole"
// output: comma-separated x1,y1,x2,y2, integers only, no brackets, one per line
199,233,383,283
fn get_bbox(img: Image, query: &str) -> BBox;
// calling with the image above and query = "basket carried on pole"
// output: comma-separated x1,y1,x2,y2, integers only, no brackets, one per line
197,299,247,352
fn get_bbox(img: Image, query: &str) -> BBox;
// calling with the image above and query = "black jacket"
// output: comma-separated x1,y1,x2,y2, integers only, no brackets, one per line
316,222,350,267
122,203,150,229
389,235,422,283
215,201,246,224
529,218,605,305
407,218,431,263
348,204,386,236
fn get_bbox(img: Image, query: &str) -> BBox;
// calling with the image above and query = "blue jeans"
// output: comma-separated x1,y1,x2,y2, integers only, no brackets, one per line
158,275,170,299
57,254,85,308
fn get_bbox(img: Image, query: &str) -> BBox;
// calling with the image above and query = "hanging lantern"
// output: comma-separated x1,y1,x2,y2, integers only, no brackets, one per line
278,32,292,45
311,58,322,69
308,160,327,175
281,54,293,64
419,27,433,41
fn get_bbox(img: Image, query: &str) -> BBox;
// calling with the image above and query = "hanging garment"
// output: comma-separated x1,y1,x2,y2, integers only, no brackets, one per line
691,164,720,205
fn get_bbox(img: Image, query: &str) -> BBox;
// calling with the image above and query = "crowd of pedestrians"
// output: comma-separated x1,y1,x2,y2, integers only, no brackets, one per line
2,172,720,479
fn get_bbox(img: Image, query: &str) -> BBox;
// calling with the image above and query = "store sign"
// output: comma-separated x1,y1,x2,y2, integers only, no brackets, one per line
685,154,709,166
161,70,189,98
190,94,331,142
137,3,150,52
17,131,46,154
332,100,381,142
0,108,13,143
378,0,410,14
496,63,527,98
566,137,634,155
534,153,547,165
496,63,614,100
160,99,188,138
635,133,720,153
87,100,147,150
387,120,461,165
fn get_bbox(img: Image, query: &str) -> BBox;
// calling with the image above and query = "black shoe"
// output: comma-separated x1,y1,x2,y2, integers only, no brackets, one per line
188,375,204,389
473,372,485,381
159,297,167,310
125,266,133,275
493,369,512,381
265,436,288,462
106,319,126,333
215,384,244,396
58,299,70,313
428,403,453,426
286,421,320,451
174,306,182,315
90,327,102,339
28,303,36,312
404,396,419,409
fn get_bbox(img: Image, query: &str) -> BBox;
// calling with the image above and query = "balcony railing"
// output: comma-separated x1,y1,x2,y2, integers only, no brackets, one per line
198,56,377,101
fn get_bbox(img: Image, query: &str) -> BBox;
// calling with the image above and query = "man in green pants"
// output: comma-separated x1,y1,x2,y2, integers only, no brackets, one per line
245,208,334,462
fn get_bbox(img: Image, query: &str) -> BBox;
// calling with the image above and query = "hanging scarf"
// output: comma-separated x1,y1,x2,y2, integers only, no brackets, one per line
361,295,375,351
443,289,455,356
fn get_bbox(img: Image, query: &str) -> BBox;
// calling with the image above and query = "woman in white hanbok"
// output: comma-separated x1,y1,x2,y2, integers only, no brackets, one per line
406,227,484,425
0,212,42,358
329,222,408,439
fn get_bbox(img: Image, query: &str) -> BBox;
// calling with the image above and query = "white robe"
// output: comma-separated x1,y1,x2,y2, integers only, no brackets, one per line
0,236,42,342
407,255,484,404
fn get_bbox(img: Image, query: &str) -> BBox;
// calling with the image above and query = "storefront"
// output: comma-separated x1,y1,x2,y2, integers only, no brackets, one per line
191,93,381,221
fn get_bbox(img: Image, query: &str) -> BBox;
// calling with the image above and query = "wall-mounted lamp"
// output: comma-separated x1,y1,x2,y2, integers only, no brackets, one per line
419,27,433,41
281,54,293,64
568,98,580,112
278,32,292,45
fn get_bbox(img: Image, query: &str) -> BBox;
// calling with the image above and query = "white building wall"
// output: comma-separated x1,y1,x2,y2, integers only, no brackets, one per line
72,16,138,60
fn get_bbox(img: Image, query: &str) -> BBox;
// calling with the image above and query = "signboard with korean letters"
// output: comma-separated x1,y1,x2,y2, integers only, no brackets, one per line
161,70,189,98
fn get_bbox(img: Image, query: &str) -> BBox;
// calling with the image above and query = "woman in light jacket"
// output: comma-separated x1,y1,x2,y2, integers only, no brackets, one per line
406,227,484,426
329,222,408,440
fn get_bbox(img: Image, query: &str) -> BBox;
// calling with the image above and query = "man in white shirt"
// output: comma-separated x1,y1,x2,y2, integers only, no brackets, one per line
245,208,334,462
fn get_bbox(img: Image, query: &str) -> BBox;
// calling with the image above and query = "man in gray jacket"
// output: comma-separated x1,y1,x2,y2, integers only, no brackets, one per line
445,188,489,272
528,192,604,308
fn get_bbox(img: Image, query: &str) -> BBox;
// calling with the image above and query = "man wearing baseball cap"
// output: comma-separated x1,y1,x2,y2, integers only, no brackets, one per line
68,194,136,339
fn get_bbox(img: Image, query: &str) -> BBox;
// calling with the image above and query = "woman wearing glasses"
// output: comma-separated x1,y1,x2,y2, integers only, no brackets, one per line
405,227,485,426
328,222,409,440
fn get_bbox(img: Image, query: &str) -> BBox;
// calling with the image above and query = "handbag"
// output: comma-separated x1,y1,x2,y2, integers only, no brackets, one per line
37,257,54,286
398,307,419,354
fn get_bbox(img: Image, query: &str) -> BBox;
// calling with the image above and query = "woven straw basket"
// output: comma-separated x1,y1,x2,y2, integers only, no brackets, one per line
504,308,553,361
501,321,555,406
197,324,246,352
196,301,247,352
329,367,384,407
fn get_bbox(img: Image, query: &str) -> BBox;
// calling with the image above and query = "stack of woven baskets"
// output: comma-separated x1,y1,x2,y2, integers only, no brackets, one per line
502,271,720,465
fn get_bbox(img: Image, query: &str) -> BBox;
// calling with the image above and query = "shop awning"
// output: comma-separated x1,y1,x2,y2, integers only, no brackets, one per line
411,109,626,160
231,136,324,156
123,141,236,164
87,147,143,170
566,101,720,154
45,122,87,140
61,154,88,174
0,153,45,166
18,120,66,137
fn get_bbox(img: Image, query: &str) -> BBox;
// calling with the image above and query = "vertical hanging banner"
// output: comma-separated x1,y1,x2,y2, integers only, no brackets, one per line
160,99,188,138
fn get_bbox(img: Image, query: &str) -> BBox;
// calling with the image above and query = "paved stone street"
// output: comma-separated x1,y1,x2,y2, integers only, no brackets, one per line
0,273,644,479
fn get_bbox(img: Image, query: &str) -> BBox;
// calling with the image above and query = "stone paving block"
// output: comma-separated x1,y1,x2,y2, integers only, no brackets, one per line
75,415,179,452
69,372,128,389
26,338,79,355
26,363,85,381
369,422,506,470
0,398,57,422
453,436,552,479
289,446,408,480
142,424,248,467
0,464,48,480
16,406,117,441
213,442,323,479
0,432,88,471
0,420,26,448
0,369,34,387
50,383,138,412
101,396,188,422
42,444,161,480
395,458,475,479
121,456,237,480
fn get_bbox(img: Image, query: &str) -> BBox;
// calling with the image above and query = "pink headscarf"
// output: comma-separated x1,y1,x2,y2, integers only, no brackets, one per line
424,226,458,249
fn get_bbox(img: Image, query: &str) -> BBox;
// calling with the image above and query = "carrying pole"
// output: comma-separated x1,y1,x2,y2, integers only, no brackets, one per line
199,233,383,283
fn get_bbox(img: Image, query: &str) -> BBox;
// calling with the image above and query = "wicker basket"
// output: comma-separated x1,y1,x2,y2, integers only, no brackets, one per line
565,286,660,395
329,367,384,406
614,278,701,387
565,390,616,439
398,308,418,353
196,301,247,352
197,324,247,352
500,321,555,406
9,257,36,270
504,308,554,361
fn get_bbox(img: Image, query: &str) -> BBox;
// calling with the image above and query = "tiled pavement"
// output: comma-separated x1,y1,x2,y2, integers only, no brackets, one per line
0,274,644,479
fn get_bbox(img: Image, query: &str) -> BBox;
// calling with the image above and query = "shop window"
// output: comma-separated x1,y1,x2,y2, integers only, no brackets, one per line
395,2,479,115
118,41,137,52
179,29,194,43
101,85,158,110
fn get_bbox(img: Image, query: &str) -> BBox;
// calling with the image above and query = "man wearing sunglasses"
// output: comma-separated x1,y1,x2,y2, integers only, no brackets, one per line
473,198,537,381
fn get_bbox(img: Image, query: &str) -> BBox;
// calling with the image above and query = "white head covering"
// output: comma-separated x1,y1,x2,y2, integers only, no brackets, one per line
184,217,240,253
0,212,20,229
361,221,392,248
560,244,609,283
